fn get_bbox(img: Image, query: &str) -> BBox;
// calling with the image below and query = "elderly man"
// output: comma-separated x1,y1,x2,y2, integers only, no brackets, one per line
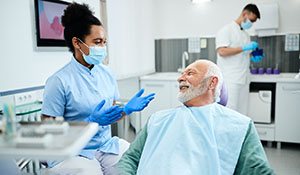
117,60,274,175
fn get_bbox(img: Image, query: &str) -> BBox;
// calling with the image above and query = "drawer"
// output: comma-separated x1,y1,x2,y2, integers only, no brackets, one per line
255,126,275,141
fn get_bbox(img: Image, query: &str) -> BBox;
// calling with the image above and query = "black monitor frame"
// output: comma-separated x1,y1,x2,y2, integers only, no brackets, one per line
34,0,70,47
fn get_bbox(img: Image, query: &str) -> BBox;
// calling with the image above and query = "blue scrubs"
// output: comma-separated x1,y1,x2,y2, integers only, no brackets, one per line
42,57,120,162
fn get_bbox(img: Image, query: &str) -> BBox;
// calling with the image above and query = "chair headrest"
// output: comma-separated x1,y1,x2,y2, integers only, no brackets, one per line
217,82,228,106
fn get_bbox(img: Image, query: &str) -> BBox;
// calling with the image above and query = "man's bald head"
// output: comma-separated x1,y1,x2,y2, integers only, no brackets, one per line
177,59,223,106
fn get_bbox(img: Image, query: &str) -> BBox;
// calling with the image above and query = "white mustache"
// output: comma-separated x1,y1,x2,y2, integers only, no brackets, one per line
179,81,191,89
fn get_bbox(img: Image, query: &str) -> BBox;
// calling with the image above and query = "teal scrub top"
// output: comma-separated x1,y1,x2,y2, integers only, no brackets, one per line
42,57,120,160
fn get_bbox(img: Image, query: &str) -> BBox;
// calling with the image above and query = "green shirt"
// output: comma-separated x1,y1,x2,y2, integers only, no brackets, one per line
117,121,274,175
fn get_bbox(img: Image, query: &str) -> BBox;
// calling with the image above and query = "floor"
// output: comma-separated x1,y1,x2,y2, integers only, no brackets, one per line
263,142,300,175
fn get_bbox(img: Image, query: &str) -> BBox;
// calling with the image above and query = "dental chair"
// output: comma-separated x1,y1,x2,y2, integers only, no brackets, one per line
217,82,228,106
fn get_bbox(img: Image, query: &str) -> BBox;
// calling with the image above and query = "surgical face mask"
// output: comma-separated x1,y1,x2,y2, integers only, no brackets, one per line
78,38,107,65
177,78,209,103
241,18,253,30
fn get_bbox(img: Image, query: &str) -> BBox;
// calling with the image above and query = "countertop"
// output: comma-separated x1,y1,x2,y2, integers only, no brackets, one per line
249,73,300,83
140,72,300,83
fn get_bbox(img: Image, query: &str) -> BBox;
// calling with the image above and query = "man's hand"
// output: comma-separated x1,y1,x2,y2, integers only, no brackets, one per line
250,55,263,63
250,48,264,63
242,41,259,51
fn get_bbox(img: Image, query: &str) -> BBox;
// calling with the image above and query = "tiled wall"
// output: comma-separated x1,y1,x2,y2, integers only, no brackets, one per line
155,34,300,73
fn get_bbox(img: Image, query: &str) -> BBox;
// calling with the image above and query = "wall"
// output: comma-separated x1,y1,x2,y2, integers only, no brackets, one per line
1,0,299,92
0,0,100,92
106,0,155,80
153,0,300,39
155,35,300,73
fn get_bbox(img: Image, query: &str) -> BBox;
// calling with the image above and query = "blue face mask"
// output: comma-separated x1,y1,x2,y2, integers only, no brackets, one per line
78,38,107,65
241,18,253,30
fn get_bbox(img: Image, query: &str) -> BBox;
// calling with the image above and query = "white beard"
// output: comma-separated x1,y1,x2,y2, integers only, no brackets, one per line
177,80,208,103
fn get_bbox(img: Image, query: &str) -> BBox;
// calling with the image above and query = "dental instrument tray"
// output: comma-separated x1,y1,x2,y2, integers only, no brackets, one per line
37,122,70,134
15,129,53,148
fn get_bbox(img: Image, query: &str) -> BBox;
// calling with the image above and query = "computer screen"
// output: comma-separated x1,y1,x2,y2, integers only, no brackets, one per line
34,0,70,47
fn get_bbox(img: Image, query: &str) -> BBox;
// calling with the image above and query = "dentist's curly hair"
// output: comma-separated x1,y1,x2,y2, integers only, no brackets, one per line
61,2,102,53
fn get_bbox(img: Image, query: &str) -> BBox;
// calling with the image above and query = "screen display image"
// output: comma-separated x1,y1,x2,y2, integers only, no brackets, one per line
39,1,65,40
35,0,70,47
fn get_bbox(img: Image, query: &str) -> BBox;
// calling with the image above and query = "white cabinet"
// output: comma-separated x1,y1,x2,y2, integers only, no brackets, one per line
255,3,279,30
255,124,275,141
248,74,300,147
275,82,300,143
140,80,181,128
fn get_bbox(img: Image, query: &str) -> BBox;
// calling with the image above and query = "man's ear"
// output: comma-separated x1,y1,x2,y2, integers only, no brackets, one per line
209,76,218,90
72,37,81,50
241,10,248,19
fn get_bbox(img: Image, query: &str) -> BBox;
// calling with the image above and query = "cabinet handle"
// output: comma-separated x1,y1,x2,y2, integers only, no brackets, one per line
258,131,267,135
144,84,164,87
282,87,300,93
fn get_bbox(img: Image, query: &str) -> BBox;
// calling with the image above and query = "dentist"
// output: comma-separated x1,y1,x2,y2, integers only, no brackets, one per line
41,2,155,175
215,4,261,113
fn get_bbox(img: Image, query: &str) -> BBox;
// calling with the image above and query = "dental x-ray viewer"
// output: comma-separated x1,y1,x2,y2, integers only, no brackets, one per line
41,2,155,174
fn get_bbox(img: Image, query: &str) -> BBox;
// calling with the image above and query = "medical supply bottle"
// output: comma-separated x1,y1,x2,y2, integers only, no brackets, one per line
2,103,17,140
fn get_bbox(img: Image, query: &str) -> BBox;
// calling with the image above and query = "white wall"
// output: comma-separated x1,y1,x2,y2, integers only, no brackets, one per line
0,0,100,92
153,0,300,39
106,0,155,79
1,0,298,91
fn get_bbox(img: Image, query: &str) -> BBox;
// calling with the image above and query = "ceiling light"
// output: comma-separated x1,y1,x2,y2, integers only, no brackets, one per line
191,0,212,4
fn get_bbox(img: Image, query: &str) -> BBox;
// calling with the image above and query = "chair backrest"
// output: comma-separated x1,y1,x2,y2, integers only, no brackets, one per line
217,82,228,106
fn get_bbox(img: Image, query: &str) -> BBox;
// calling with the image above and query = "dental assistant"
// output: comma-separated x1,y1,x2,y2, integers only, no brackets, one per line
216,4,260,113
41,2,155,175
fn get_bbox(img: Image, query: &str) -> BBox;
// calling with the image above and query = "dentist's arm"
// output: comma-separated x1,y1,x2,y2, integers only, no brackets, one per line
217,47,243,57
217,41,259,57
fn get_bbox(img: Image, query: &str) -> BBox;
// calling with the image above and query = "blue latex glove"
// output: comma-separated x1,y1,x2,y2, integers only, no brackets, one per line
85,100,123,126
250,55,264,63
124,89,155,115
242,41,259,51
250,48,264,63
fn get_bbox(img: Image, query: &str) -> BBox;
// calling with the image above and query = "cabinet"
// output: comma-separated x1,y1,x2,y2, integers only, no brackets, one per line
247,82,276,142
255,3,279,30
275,82,300,143
255,124,275,141
140,80,181,128
248,75,300,147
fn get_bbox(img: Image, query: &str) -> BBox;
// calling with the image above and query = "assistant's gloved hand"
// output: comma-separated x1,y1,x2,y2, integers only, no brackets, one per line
85,100,123,126
242,41,259,51
124,89,155,115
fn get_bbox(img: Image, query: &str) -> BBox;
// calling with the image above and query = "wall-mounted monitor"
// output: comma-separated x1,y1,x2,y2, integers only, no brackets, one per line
34,0,70,47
